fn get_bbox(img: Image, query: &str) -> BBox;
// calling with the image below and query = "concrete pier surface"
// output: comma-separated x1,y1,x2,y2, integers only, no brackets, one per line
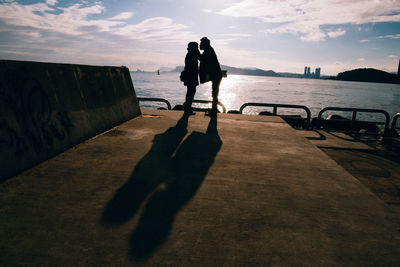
1,109,400,266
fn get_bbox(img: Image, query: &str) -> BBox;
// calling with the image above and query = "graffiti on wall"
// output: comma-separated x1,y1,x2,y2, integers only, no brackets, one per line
0,68,74,158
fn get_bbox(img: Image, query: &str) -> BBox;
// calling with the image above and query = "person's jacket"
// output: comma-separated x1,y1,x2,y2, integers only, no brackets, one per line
184,52,199,86
199,46,222,84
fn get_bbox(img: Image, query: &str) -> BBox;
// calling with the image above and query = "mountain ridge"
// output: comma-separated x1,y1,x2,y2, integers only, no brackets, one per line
131,66,400,84
332,68,400,84
170,65,280,77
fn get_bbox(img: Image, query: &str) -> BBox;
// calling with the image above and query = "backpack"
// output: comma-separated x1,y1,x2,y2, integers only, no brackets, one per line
180,70,186,82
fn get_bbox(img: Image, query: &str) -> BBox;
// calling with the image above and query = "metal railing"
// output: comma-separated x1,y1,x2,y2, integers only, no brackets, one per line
136,97,397,137
137,97,226,113
392,113,400,131
137,97,171,110
317,107,390,135
239,102,311,127
191,100,227,113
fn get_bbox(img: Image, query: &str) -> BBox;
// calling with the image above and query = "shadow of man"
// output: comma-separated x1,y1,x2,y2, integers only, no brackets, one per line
102,115,189,225
129,116,222,260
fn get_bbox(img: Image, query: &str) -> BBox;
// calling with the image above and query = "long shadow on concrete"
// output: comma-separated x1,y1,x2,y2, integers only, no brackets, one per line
102,114,189,225
102,115,222,261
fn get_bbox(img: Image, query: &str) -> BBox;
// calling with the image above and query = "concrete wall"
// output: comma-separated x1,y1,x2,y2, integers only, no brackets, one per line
0,60,141,181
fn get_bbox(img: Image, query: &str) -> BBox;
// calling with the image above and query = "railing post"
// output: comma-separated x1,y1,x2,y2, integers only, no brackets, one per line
318,107,390,139
391,113,400,132
137,97,171,110
351,111,357,121
351,111,357,135
239,102,311,128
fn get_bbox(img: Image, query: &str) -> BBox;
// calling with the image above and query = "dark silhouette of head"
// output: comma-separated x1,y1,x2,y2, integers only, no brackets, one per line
187,42,199,53
200,37,210,51
187,42,200,58
187,41,198,50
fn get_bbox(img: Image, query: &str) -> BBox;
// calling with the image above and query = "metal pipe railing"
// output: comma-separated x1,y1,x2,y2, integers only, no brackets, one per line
317,107,390,135
137,97,171,110
392,113,400,130
136,98,395,137
239,102,311,127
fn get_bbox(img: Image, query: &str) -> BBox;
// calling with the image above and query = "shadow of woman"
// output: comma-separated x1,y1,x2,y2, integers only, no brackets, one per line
129,116,222,260
102,114,189,225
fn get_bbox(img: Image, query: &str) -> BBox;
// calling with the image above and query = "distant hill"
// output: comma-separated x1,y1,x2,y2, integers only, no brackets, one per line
158,67,174,72
276,72,304,78
220,65,280,77
171,65,280,77
172,66,184,72
333,68,400,84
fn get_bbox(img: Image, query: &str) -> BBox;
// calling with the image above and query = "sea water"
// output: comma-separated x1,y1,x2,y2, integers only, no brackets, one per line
131,72,400,123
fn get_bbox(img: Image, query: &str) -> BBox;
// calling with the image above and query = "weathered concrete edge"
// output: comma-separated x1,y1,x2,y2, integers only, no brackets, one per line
0,60,141,181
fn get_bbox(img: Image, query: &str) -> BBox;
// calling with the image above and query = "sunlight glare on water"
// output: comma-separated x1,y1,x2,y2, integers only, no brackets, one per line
131,72,400,121
218,74,239,112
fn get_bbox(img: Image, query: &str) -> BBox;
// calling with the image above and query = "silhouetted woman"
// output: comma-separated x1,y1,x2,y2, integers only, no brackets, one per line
183,42,200,115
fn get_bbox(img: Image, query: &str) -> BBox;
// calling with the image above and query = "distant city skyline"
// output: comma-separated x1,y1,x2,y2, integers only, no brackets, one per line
398,59,400,76
303,66,321,78
0,0,400,75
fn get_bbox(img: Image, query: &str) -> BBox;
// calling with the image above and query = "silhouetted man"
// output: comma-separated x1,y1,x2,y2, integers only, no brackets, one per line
183,42,200,115
199,37,222,117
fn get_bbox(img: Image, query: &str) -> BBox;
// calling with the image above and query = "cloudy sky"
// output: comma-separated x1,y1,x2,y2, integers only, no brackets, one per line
0,0,399,75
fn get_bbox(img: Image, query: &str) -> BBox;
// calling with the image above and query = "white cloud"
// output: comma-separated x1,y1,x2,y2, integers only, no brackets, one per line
388,55,398,58
327,29,346,38
46,0,57,6
377,34,400,39
0,1,117,35
358,58,365,61
221,33,252,37
17,30,42,39
109,12,134,20
0,50,44,57
113,17,197,42
0,1,194,41
359,39,369,43
218,0,400,42
0,1,200,71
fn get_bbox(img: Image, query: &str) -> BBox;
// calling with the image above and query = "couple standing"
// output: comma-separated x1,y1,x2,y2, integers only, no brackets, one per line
183,37,223,117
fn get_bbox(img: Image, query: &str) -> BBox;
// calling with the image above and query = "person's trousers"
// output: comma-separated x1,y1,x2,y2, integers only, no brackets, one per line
211,78,222,112
185,85,196,112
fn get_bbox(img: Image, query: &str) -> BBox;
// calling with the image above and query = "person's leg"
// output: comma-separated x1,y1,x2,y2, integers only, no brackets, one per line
185,85,196,114
211,78,221,113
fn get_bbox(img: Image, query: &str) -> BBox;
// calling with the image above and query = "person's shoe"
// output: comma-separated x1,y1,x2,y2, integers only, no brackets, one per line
184,110,196,116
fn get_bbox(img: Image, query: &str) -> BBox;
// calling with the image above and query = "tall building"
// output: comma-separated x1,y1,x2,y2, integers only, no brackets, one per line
315,68,321,78
304,66,321,78
398,59,400,76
